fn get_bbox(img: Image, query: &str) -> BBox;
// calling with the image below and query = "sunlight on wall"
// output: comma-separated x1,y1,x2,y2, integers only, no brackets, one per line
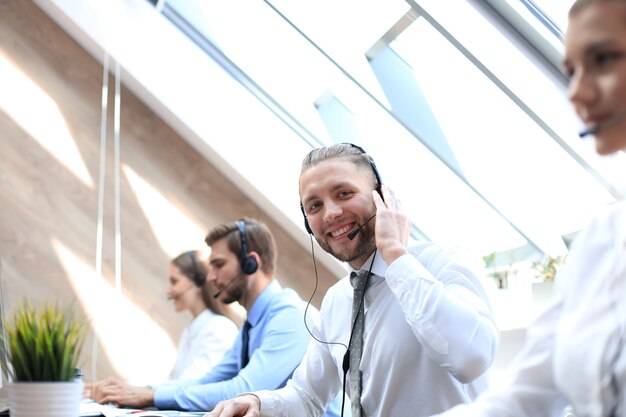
123,165,207,258
0,52,94,188
52,237,176,385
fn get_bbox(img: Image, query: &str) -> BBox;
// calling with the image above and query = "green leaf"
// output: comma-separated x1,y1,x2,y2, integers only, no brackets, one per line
2,300,87,381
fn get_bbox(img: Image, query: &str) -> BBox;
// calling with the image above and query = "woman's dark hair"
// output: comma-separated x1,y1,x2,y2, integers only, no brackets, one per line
171,250,236,323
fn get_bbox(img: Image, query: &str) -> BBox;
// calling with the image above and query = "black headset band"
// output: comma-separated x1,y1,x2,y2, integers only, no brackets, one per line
235,219,259,275
342,143,382,187
235,220,248,259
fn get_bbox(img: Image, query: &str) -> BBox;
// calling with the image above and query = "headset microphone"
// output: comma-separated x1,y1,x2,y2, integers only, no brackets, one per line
579,112,626,138
579,125,600,138
212,271,245,299
347,214,376,240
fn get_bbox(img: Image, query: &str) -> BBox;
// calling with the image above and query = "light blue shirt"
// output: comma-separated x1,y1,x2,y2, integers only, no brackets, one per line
155,280,341,416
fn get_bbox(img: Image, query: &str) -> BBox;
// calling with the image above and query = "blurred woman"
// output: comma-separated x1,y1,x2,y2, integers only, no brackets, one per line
432,1,626,416
165,250,239,382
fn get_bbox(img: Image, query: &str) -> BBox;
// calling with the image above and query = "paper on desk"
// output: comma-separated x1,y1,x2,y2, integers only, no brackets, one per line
99,405,139,417
80,401,105,416
130,412,201,416
80,401,201,417
80,401,137,417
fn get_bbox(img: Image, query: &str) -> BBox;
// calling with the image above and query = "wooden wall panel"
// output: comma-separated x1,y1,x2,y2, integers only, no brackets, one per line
0,0,339,393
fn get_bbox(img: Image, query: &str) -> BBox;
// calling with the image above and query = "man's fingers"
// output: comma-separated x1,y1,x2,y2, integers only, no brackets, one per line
98,394,117,405
204,397,259,417
376,185,397,210
382,185,402,211
88,381,111,401
205,402,224,416
381,184,390,205
206,401,240,417
390,187,402,211
372,189,384,208
95,386,118,404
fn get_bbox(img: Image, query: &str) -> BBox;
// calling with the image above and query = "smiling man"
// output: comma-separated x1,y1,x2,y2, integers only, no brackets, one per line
208,143,498,417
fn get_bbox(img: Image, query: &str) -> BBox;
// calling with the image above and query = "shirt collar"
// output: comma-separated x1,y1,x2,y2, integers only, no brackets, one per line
246,279,281,327
349,250,388,279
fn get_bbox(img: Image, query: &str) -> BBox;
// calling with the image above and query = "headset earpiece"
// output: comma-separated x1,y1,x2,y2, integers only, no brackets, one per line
236,220,259,275
300,204,313,235
241,255,258,275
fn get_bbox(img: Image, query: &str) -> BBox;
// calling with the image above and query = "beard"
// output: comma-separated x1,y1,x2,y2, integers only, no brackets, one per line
219,276,247,305
317,222,377,264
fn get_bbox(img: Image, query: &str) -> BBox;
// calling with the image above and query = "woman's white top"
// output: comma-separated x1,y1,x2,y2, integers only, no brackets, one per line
435,201,626,417
167,309,238,382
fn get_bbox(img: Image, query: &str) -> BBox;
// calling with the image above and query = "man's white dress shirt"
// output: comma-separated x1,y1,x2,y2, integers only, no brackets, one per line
256,240,498,417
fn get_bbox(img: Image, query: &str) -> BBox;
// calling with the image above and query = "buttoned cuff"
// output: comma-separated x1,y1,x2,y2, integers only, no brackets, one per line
254,390,278,417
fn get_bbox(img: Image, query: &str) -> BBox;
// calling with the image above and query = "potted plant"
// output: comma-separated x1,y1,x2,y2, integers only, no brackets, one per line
0,301,87,417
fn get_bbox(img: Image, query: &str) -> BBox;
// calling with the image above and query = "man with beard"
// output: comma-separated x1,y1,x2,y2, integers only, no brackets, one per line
88,218,340,416
207,143,498,417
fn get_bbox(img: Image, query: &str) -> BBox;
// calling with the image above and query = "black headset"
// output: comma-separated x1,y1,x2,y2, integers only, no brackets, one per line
300,143,382,235
236,220,259,275
186,250,206,286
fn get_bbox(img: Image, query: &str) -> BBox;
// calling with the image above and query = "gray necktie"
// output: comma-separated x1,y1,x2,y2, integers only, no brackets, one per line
349,270,369,417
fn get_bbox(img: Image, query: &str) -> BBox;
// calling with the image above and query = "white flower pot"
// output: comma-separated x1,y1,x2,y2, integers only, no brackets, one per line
8,381,84,417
